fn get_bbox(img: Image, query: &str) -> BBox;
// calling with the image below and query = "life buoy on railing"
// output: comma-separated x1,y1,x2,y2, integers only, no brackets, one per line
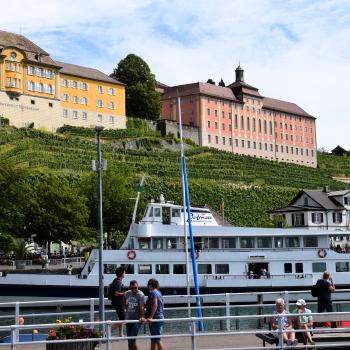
127,250,136,260
318,248,327,258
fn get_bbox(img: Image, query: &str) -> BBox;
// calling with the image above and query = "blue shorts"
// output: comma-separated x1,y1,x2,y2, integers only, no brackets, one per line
149,320,163,342
126,322,140,342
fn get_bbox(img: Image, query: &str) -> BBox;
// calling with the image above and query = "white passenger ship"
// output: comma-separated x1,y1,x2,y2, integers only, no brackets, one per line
2,196,350,297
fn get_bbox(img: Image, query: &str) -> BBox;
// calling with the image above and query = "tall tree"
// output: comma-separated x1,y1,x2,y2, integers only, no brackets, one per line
111,54,161,120
26,176,91,252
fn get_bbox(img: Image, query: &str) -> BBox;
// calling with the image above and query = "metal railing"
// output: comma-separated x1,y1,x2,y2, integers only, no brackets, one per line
1,311,350,350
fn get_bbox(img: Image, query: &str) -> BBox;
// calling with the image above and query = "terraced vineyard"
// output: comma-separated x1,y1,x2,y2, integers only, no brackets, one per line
0,127,347,226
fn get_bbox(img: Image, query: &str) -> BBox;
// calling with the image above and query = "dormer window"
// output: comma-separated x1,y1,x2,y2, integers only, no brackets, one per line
304,197,309,206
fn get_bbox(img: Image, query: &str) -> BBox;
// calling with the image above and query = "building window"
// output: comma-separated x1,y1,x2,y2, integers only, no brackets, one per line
82,112,88,120
139,264,152,274
222,238,235,248
109,116,115,124
257,237,272,248
258,119,261,133
264,120,267,134
48,85,53,94
252,118,256,132
173,264,186,274
229,124,232,131
269,121,273,134
284,263,292,273
215,136,218,144
214,110,218,117
222,123,225,130
28,81,35,91
62,109,68,118
108,87,115,95
270,144,273,151
240,237,255,248
97,100,103,107
247,117,250,131
333,212,343,224
207,108,210,116
207,121,210,128
81,97,88,105
63,94,69,102
215,122,218,129
313,262,326,273
222,111,225,118
28,66,35,75
98,85,103,93
189,97,193,103
247,141,250,148
229,138,232,146
292,213,305,226
222,137,226,145
234,115,238,129
253,142,256,149
336,262,350,272
208,135,211,143
73,96,78,104
81,82,88,91
241,140,244,147
72,81,78,89
72,110,78,119
62,79,68,87
285,237,300,248
38,83,43,92
275,145,278,152
264,143,267,151
241,115,244,130
235,139,238,147
97,114,103,122
156,264,169,274
228,112,232,119
108,101,115,109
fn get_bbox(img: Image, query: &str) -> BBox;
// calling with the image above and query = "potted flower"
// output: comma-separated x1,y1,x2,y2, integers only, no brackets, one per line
47,317,101,350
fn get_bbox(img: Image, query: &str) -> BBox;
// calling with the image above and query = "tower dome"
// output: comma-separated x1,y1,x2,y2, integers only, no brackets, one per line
235,64,244,82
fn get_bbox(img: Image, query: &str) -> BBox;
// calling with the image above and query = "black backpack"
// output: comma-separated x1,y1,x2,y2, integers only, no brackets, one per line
311,285,318,297
108,279,115,301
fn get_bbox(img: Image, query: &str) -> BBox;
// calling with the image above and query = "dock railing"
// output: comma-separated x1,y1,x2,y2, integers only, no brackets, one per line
2,311,350,349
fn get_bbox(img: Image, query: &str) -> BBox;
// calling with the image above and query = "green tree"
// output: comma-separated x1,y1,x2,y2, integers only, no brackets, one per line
26,176,91,252
111,54,161,120
0,233,15,253
82,170,139,237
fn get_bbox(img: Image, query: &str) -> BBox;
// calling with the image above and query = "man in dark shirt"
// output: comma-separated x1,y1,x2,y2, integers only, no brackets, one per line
316,271,336,327
111,267,126,337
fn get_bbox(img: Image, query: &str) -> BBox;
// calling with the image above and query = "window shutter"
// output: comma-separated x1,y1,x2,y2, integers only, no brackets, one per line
292,214,295,226
320,213,323,223
312,213,315,223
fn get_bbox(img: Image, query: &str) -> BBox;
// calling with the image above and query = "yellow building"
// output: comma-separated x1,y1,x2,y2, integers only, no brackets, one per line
0,30,126,130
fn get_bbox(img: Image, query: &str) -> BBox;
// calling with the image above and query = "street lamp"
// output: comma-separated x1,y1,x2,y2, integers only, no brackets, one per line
94,125,105,326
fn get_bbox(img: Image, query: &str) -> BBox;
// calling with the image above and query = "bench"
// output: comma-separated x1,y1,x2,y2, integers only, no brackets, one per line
256,313,350,348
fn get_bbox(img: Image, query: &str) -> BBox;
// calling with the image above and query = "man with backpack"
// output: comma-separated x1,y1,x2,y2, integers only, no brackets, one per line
109,267,126,337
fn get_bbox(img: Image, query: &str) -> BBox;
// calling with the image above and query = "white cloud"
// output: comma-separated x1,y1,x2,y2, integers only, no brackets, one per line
2,0,350,149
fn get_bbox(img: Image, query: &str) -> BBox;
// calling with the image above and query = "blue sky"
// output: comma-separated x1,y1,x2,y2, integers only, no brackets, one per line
3,0,350,150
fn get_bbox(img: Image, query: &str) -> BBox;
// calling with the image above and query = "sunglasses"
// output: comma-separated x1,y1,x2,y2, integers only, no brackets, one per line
130,286,138,290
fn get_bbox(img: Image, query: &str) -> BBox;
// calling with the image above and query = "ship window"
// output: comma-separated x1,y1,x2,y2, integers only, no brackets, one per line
240,237,255,249
104,264,117,274
138,264,152,274
173,264,186,274
167,238,177,249
285,237,300,248
154,207,161,217
336,262,350,272
121,264,134,274
257,237,272,248
303,236,318,247
156,264,169,274
139,238,150,249
209,238,219,249
312,262,326,273
198,264,212,274
275,237,284,248
222,238,236,249
295,263,303,273
215,264,229,274
284,263,292,273
172,209,180,217
148,207,153,217
152,238,163,249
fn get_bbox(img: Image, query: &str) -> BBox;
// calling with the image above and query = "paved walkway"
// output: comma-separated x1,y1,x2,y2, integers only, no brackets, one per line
1,333,268,349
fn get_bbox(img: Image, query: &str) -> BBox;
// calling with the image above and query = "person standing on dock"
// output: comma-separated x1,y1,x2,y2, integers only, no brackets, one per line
111,267,126,337
315,271,336,327
144,278,164,350
125,280,145,350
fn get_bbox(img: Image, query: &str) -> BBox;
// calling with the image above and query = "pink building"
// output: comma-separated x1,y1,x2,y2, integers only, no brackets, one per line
161,65,317,167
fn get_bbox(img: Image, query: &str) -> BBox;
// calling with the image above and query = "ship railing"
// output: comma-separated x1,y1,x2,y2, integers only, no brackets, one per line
2,289,350,332
204,273,313,280
2,311,350,350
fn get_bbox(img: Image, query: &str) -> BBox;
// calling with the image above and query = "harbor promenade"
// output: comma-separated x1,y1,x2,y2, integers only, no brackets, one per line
1,334,263,349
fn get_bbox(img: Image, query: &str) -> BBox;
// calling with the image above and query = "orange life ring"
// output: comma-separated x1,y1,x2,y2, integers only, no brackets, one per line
318,248,327,258
127,250,136,260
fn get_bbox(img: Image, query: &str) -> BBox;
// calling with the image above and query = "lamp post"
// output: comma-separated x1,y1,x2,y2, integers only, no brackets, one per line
95,125,105,325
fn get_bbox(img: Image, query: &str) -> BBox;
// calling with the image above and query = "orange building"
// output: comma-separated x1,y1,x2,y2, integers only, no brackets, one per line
161,65,317,167
0,30,126,130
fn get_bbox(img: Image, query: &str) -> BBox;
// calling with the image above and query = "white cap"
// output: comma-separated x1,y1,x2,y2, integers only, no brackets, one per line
296,299,306,306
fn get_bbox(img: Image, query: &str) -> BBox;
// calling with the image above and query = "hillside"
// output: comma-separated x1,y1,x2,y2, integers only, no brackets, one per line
0,126,348,227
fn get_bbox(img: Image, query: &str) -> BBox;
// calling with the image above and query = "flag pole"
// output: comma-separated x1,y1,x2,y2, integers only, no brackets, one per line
177,94,204,331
